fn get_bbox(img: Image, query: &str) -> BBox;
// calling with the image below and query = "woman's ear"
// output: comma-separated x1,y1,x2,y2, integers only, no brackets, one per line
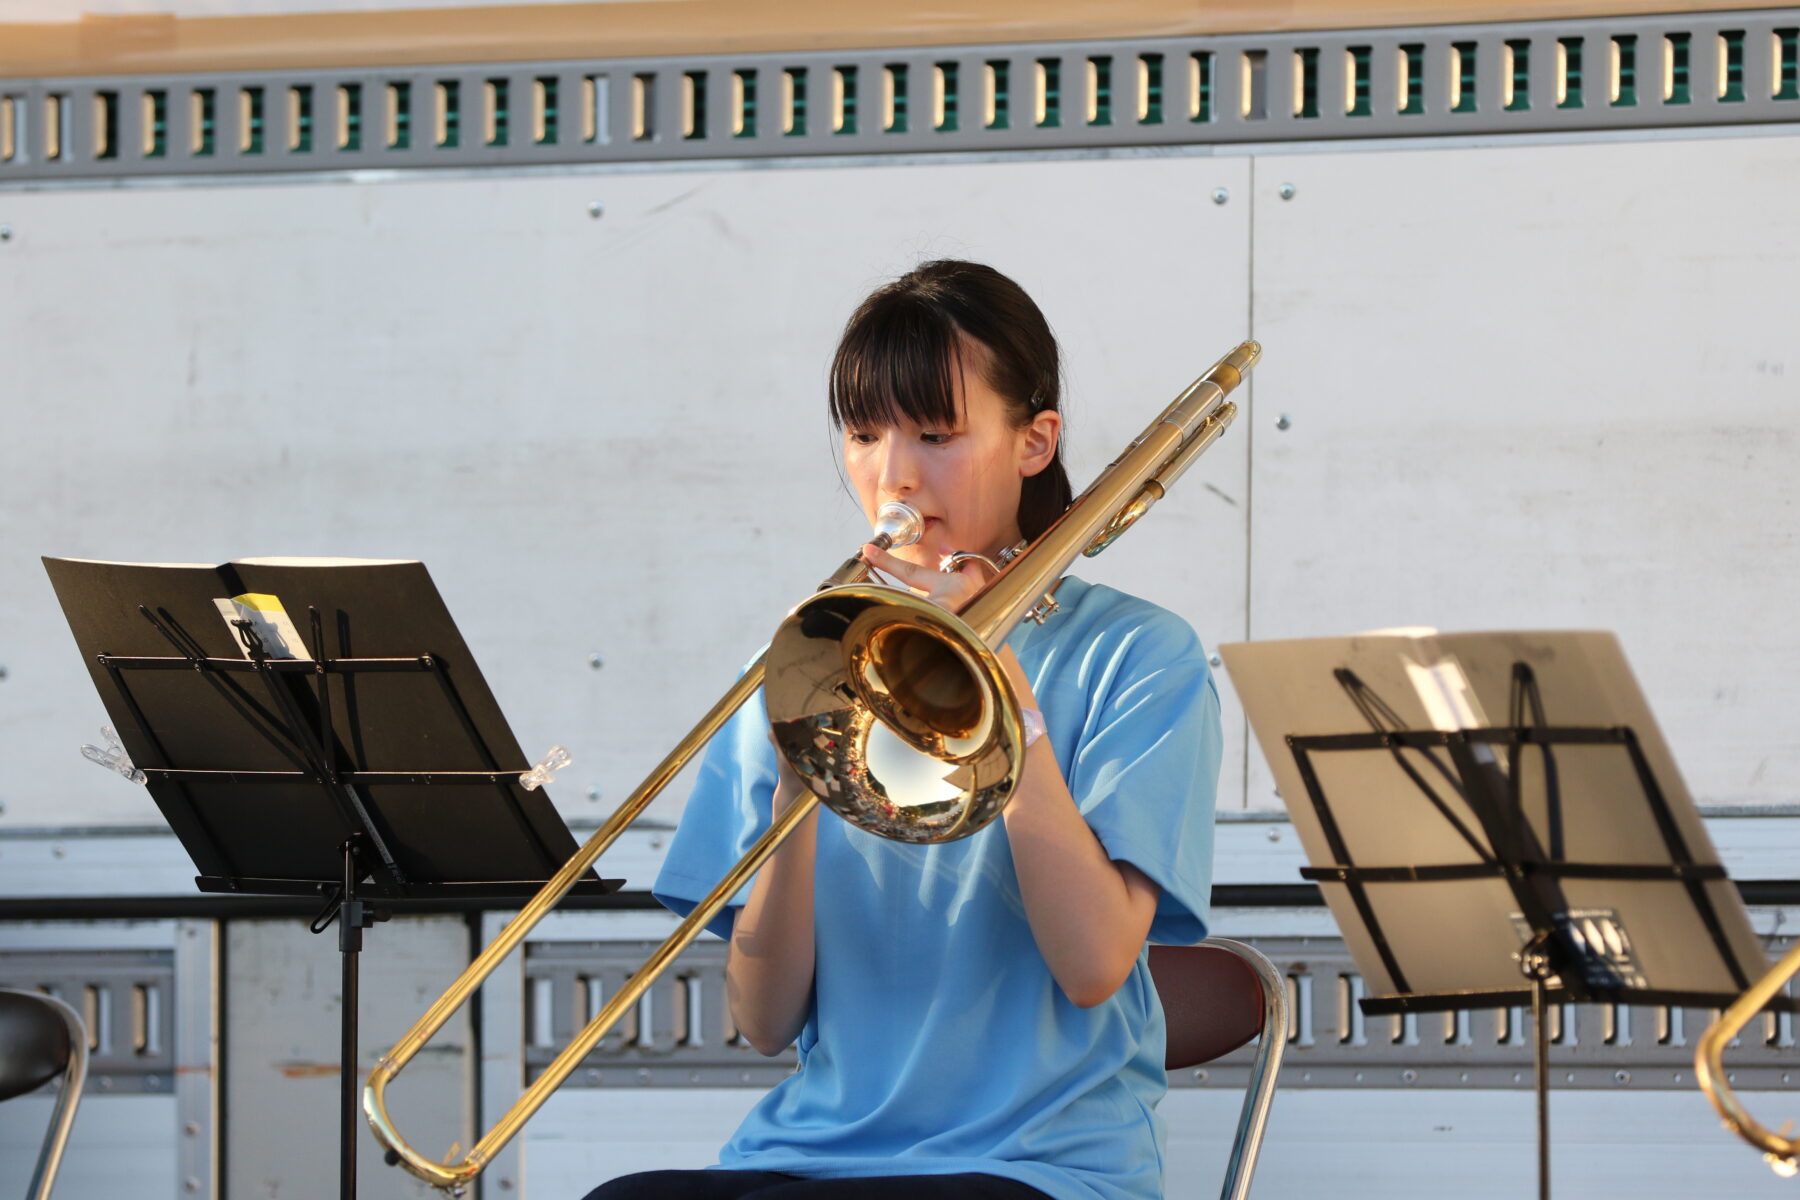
1019,409,1061,478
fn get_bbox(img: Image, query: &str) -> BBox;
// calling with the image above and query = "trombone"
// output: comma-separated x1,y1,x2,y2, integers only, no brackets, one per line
1696,942,1800,1177
364,341,1259,1193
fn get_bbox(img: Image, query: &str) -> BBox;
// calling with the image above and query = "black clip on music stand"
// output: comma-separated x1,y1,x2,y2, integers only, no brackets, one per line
45,556,617,1200
1221,631,1785,1200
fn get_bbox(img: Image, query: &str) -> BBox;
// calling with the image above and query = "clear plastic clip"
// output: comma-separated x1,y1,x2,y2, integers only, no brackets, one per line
82,725,147,785
520,745,572,791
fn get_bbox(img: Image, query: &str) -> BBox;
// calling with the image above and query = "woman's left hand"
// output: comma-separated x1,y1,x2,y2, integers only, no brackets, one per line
860,542,988,614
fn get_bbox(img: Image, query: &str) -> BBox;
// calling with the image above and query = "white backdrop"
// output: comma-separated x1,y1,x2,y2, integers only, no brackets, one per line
3,134,1798,835
1245,131,1800,812
0,153,1254,831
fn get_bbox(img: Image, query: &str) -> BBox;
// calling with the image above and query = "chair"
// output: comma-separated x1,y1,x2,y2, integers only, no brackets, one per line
0,989,89,1200
1148,938,1287,1200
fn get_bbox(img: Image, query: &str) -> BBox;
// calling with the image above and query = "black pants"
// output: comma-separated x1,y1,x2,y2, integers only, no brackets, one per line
582,1169,1052,1199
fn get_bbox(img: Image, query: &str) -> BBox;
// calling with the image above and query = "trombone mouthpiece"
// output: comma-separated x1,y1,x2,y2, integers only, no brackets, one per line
872,501,924,550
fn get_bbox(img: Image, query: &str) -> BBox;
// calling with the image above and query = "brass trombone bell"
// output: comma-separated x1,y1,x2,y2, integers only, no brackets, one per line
767,584,1025,843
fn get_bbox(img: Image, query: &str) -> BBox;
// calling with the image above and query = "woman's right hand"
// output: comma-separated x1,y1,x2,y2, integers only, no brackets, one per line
860,542,988,614
767,729,808,808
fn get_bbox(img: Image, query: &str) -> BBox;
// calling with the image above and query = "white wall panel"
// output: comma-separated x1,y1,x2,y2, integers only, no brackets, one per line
224,915,471,1200
1245,134,1800,811
0,1095,179,1198
0,155,1254,833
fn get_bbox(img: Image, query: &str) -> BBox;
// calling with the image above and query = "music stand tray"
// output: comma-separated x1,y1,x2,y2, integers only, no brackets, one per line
1220,629,1779,1199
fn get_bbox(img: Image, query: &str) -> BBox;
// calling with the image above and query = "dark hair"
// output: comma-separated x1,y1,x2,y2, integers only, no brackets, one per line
828,260,1074,542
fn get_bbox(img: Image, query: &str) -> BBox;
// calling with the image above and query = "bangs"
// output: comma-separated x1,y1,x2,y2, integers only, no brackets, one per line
828,293,969,431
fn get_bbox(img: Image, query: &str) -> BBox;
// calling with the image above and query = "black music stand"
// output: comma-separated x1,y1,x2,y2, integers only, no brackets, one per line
44,556,616,1200
1220,630,1780,1200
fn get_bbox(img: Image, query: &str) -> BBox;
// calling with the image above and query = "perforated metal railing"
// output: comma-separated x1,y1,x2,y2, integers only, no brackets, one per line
0,950,178,1095
1,10,1797,181
524,935,1800,1091
0,934,1790,1095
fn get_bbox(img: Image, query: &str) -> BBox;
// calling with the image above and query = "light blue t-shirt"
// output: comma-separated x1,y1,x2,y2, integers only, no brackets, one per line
652,577,1222,1200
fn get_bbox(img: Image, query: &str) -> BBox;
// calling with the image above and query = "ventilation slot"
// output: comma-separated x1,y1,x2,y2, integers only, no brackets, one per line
1450,42,1478,112
1037,58,1061,128
783,68,807,135
386,82,411,149
527,977,555,1048
1088,56,1112,125
629,992,654,1049
682,71,707,140
131,984,158,1055
935,61,959,131
676,974,703,1047
1767,1002,1794,1048
1336,974,1366,1046
485,77,510,145
1241,49,1268,118
1294,48,1320,118
833,66,857,134
1346,46,1371,116
535,76,559,144
986,60,1010,129
1558,38,1584,108
1664,32,1692,104
191,89,215,155
88,90,120,160
336,83,361,151
45,94,67,161
1289,973,1316,1047
734,69,759,137
436,80,461,147
0,96,16,162
1504,39,1531,110
1398,44,1424,114
237,87,265,153
84,987,108,1052
288,85,313,152
883,64,907,133
583,75,608,144
1189,51,1213,121
1779,29,1800,100
631,73,654,142
1718,31,1745,102
1612,35,1639,106
1138,53,1163,123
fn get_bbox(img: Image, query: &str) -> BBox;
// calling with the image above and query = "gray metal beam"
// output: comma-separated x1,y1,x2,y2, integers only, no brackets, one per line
2,11,1797,183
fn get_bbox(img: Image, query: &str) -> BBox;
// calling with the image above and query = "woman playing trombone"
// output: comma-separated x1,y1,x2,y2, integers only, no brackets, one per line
585,259,1223,1200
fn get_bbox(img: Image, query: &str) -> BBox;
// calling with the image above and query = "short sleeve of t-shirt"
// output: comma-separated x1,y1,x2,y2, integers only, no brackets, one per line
651,667,777,942
1044,590,1222,945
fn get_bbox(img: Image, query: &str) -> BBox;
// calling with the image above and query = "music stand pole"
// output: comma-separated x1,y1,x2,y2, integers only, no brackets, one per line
340,838,359,1200
313,831,387,1200
1522,942,1554,1200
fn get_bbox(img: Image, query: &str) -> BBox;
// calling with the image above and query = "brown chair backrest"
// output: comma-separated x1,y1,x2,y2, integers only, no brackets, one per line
0,990,75,1103
1148,944,1267,1071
